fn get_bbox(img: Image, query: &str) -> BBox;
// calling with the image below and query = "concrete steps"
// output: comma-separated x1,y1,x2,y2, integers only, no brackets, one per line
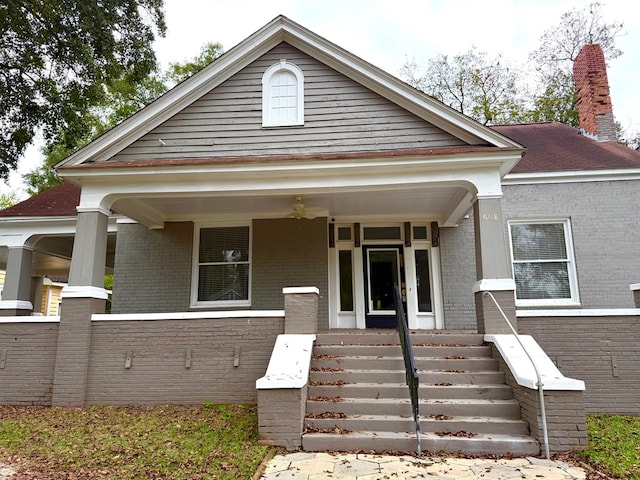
302,330,539,456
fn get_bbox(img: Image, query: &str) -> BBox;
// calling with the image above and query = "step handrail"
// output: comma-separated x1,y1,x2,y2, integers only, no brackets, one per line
482,291,550,459
394,286,421,455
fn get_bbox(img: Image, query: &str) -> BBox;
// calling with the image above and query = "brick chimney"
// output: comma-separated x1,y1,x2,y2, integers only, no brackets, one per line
573,44,617,142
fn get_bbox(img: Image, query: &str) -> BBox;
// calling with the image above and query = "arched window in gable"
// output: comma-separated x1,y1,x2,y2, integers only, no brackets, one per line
262,59,304,126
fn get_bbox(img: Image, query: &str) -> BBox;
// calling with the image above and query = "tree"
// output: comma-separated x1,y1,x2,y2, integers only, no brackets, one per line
0,192,18,209
401,48,529,125
400,2,625,131
24,41,225,194
528,2,624,126
165,42,224,86
0,0,167,180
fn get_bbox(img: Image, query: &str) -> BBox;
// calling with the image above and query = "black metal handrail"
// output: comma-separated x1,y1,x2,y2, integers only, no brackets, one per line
394,286,421,455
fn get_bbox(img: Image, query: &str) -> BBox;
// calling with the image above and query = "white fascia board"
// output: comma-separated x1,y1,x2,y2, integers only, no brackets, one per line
66,150,519,183
71,154,509,212
503,168,640,185
0,215,120,247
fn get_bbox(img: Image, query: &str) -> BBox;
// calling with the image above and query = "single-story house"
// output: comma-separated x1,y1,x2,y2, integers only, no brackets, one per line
0,16,638,454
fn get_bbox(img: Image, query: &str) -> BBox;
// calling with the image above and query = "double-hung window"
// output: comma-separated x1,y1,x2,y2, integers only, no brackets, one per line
509,220,579,306
193,225,251,307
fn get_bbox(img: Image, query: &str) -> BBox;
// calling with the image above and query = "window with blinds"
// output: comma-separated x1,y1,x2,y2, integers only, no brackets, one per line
195,226,250,305
509,220,579,305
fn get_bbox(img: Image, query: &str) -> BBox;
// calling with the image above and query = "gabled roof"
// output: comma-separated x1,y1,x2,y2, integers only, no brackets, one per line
0,182,80,217
56,15,519,169
492,122,640,173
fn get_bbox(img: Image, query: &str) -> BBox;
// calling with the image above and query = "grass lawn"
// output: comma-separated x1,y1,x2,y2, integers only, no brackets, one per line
580,414,640,480
1,407,638,479
0,404,270,479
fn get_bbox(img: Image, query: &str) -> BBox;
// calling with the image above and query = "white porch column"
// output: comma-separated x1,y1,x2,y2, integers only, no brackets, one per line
52,208,110,406
472,196,517,334
0,246,34,316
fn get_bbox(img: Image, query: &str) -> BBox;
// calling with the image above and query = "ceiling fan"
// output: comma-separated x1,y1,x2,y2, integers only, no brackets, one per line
285,196,323,220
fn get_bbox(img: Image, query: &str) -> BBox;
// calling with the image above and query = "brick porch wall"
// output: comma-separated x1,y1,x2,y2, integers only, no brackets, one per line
85,316,284,405
518,314,640,415
0,316,283,406
0,320,58,405
493,346,587,453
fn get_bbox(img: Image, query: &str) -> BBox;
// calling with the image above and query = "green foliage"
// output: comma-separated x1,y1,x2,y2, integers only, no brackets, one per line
527,72,579,126
401,2,623,129
24,41,223,195
165,42,225,86
526,2,624,127
0,0,167,179
0,192,18,209
402,48,528,125
0,404,269,479
581,414,640,479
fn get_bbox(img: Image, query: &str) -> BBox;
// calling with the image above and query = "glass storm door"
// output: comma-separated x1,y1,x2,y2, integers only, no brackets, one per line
364,246,404,328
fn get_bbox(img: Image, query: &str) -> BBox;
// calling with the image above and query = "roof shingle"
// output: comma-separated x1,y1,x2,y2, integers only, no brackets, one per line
492,122,640,173
0,182,80,217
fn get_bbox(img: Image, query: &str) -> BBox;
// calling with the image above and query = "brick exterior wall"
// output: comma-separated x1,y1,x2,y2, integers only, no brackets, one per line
494,347,587,453
252,218,329,329
111,219,329,327
503,181,640,309
519,314,640,415
0,322,58,405
112,222,194,313
85,316,283,405
439,216,478,330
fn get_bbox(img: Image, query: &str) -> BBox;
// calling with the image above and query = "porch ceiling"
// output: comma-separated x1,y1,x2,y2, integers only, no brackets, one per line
111,184,472,225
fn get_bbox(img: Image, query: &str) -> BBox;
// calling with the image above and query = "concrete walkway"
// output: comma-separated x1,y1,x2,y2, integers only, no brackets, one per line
260,452,587,479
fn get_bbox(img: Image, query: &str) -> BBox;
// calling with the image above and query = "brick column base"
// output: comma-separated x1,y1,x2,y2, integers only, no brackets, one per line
52,296,105,406
283,287,319,334
474,280,517,334
257,386,307,450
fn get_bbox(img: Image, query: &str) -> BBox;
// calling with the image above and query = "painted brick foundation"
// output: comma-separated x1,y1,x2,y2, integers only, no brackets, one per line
0,316,283,406
492,346,587,453
519,314,640,415
0,321,58,405
257,386,307,450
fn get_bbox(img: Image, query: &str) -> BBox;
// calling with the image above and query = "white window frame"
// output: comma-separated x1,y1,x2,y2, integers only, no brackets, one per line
508,219,580,307
191,223,252,308
261,59,304,127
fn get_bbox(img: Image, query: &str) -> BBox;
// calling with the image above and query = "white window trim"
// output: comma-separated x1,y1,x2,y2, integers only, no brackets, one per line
191,223,252,309
261,59,304,127
508,219,580,307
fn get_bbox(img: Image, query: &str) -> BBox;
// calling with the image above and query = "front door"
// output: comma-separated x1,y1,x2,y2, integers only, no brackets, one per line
363,245,404,328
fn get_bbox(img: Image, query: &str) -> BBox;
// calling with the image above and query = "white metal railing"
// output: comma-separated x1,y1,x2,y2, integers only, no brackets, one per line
482,291,550,459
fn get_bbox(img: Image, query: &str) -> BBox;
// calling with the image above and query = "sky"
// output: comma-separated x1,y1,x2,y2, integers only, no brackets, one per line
7,0,639,197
